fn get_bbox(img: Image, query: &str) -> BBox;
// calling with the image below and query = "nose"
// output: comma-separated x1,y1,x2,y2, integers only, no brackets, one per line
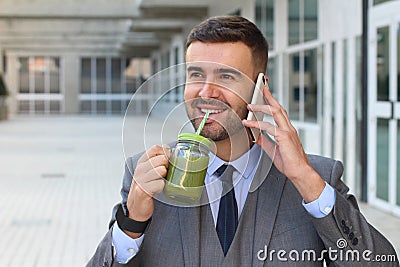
198,82,220,99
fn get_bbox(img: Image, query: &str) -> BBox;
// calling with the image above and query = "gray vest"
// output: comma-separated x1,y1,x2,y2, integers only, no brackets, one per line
199,190,259,267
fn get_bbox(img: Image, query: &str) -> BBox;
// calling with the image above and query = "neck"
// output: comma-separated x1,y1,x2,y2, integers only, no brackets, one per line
211,128,254,162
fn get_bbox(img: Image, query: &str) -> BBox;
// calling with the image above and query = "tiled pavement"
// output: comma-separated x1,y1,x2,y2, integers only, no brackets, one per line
0,116,126,266
0,116,398,266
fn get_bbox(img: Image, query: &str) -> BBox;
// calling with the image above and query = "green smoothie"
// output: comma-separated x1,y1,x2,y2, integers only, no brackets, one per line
164,154,210,203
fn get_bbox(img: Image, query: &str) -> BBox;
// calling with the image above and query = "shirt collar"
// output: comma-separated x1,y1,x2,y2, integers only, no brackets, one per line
207,144,262,179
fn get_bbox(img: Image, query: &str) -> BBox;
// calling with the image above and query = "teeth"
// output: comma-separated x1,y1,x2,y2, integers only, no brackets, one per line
201,108,223,114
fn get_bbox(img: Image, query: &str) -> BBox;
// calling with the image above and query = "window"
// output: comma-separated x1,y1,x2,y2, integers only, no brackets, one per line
304,49,318,122
81,58,91,94
304,0,318,42
377,26,390,101
79,57,150,114
111,58,122,94
255,0,274,50
96,58,106,94
266,57,277,97
288,0,318,46
125,58,150,94
17,56,62,114
49,58,60,94
33,57,45,94
19,57,29,94
289,52,300,120
288,48,318,122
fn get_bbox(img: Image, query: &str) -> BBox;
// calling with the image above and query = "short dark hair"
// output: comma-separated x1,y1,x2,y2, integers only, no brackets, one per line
186,15,269,75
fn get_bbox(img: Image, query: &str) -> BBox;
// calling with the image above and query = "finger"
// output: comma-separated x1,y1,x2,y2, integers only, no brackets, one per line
242,120,277,137
143,178,166,196
137,154,169,176
263,83,280,108
263,85,292,124
150,153,169,167
135,165,168,185
147,165,168,180
138,145,169,164
247,104,290,130
134,176,166,197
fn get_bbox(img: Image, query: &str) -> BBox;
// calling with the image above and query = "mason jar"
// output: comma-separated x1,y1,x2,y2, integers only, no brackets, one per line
164,133,211,203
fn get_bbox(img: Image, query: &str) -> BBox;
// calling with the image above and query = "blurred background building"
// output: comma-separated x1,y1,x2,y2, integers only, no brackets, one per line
0,0,399,217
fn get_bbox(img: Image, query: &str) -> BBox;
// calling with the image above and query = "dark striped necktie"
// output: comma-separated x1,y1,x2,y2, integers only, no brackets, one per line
215,164,238,256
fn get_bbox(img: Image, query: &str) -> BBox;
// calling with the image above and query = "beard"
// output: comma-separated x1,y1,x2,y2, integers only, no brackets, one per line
185,98,248,141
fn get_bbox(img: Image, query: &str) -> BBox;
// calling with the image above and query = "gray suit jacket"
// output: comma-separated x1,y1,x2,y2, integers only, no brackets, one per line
87,149,399,266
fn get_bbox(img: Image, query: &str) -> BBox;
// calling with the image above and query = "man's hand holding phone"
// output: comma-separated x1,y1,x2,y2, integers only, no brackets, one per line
242,75,326,203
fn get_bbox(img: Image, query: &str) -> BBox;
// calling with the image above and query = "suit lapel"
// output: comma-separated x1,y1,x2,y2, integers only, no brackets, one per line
250,151,287,267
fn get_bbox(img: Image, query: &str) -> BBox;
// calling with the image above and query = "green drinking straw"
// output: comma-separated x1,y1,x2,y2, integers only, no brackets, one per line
195,111,210,135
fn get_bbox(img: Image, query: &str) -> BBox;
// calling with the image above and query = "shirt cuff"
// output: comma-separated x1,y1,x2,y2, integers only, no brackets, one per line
302,182,336,219
111,221,145,264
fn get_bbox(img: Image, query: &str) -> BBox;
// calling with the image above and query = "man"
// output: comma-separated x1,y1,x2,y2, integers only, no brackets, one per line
88,16,398,266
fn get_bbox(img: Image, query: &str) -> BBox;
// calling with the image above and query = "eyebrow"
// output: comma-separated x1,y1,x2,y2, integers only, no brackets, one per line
215,68,243,77
186,66,204,73
186,66,243,77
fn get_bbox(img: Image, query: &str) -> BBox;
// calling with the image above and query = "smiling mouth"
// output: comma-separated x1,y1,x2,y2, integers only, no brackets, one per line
200,108,225,114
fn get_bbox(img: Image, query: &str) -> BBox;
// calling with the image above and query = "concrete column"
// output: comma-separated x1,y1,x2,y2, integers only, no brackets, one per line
334,40,344,163
323,43,333,158
5,54,18,115
63,53,80,113
346,36,357,196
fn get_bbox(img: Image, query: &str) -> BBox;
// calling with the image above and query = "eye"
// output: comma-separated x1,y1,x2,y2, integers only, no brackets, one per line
220,74,235,81
188,72,205,79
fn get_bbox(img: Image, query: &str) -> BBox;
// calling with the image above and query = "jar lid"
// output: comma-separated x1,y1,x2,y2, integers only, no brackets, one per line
178,133,211,148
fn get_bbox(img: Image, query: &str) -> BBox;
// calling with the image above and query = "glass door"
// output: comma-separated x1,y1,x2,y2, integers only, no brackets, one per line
368,2,400,216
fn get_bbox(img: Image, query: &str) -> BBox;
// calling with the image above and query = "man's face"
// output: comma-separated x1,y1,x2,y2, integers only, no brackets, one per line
184,41,257,141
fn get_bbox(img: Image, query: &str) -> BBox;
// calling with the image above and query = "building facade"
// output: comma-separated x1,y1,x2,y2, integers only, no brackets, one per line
0,0,399,216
